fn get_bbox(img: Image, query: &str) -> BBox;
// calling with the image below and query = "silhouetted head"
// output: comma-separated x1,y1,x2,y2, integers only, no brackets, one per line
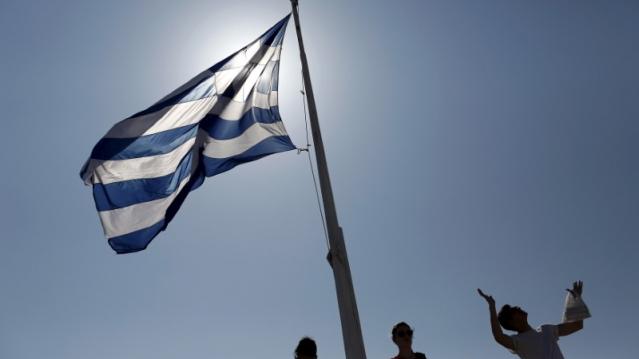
391,321,414,348
498,305,529,332
295,337,317,359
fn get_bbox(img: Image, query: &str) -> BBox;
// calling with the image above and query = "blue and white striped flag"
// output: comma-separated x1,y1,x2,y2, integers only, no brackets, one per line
80,15,294,254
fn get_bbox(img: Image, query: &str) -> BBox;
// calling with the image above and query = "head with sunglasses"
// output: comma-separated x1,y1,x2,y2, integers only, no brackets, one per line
391,322,427,359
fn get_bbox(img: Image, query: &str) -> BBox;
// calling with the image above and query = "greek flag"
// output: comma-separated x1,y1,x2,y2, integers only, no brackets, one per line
80,15,294,254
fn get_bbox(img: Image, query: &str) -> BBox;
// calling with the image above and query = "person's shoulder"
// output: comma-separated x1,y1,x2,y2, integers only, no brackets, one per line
414,352,427,359
539,324,560,339
512,327,539,342
510,330,526,340
539,324,559,333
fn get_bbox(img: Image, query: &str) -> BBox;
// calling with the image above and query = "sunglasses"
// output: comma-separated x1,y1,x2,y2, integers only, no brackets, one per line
396,329,413,338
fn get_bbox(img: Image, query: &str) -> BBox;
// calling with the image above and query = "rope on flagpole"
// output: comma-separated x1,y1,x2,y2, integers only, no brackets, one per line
298,70,330,251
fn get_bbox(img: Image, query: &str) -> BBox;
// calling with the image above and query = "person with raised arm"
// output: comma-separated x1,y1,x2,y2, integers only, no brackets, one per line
478,281,590,359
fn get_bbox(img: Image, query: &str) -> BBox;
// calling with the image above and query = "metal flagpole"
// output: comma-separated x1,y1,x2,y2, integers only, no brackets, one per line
290,2,367,359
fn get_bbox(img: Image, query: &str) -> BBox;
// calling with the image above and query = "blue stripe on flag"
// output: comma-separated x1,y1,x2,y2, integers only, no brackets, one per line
261,15,289,47
108,163,206,254
108,219,166,254
202,135,295,176
200,107,281,140
90,125,198,160
92,151,194,211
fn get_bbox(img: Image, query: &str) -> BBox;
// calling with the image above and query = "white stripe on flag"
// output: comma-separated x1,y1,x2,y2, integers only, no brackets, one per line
99,174,192,238
212,91,278,121
215,45,281,94
90,137,196,184
233,63,267,102
105,96,218,139
215,67,243,94
258,46,281,65
201,121,287,159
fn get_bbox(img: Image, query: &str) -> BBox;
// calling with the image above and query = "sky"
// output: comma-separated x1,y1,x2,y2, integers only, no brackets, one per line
1,0,638,358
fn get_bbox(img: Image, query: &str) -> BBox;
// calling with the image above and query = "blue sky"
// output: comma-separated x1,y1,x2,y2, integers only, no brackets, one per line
1,1,637,358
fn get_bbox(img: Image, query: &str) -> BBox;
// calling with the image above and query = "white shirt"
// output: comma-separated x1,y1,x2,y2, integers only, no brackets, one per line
510,325,564,359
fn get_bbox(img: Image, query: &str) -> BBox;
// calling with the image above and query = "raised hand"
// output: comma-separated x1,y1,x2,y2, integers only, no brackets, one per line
566,280,584,298
478,288,496,307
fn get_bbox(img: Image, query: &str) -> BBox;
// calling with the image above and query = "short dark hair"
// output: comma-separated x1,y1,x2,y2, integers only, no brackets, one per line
391,321,412,339
498,305,517,331
295,337,317,358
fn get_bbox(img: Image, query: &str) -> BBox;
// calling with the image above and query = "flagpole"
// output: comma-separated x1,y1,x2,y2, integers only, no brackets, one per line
290,2,367,359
